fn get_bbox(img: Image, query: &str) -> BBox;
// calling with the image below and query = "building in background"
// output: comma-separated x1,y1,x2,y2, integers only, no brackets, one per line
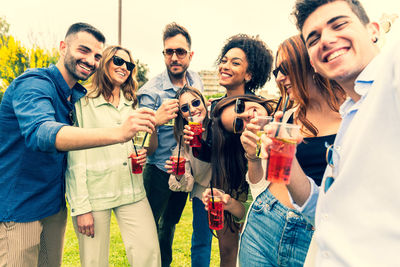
198,70,225,96
199,69,279,100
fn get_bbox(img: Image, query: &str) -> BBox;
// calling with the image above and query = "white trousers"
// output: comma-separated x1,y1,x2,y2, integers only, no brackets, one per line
73,198,161,267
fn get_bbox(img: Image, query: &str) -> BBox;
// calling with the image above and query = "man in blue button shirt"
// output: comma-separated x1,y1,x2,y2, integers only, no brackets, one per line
0,23,156,266
137,22,204,267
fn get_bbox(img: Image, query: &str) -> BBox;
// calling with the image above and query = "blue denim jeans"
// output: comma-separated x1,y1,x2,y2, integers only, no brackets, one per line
191,197,213,267
239,189,314,267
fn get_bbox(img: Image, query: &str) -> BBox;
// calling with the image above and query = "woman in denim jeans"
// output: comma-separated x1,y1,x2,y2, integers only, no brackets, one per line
238,35,345,266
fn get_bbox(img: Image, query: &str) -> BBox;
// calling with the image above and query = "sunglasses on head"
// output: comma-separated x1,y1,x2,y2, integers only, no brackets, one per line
180,99,201,113
233,99,246,134
163,48,188,59
112,56,135,71
272,64,287,79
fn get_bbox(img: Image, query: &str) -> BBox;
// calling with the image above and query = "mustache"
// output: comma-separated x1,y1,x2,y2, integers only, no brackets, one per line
78,60,95,70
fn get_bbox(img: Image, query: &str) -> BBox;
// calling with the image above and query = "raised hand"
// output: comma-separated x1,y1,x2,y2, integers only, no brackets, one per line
156,99,179,126
120,107,156,142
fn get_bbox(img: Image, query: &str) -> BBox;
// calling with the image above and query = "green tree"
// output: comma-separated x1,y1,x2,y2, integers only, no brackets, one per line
0,17,149,103
136,59,148,88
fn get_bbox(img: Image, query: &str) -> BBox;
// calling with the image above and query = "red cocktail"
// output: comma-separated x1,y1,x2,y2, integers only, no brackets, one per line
170,156,186,175
267,137,297,184
129,154,142,174
208,199,224,230
189,121,202,147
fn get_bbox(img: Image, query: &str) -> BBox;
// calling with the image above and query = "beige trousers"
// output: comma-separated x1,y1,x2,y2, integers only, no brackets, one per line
0,207,67,267
72,198,161,267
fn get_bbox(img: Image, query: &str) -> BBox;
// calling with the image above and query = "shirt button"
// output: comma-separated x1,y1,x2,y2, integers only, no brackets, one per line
323,251,330,258
123,162,127,166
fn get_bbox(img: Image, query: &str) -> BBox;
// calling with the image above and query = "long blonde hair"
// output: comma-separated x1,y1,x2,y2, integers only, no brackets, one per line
87,45,138,107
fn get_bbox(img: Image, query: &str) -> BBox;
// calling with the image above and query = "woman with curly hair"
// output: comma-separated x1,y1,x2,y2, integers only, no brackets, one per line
184,34,274,267
66,45,161,267
239,34,345,266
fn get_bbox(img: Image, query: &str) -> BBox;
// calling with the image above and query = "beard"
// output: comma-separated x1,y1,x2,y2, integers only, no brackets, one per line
64,48,95,81
166,62,189,80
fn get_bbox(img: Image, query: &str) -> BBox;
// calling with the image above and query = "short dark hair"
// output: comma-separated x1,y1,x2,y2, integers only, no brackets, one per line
65,22,106,43
163,22,191,49
216,34,274,93
292,0,370,31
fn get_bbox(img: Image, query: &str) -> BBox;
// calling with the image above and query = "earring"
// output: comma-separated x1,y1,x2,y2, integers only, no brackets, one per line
373,37,379,43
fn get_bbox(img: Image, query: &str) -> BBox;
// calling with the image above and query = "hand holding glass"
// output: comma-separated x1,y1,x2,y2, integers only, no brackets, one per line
206,188,225,230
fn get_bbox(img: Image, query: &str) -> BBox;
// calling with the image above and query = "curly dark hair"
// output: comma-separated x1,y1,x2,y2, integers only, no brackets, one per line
216,34,273,93
292,0,370,31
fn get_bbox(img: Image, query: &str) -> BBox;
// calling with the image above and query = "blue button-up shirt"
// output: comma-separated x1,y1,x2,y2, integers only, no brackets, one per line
297,25,400,265
0,64,86,222
137,69,204,172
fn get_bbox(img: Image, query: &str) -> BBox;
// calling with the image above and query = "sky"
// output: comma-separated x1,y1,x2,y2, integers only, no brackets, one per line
1,0,399,93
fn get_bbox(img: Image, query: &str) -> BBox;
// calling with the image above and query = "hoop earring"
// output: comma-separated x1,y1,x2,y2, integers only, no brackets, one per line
373,37,379,43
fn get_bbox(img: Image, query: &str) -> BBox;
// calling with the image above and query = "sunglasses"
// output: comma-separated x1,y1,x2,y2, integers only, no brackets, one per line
324,142,340,193
162,48,189,59
112,56,135,71
272,64,287,79
233,99,246,134
180,99,201,113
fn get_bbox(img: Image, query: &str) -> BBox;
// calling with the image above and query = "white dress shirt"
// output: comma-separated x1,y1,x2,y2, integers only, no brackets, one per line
298,25,400,266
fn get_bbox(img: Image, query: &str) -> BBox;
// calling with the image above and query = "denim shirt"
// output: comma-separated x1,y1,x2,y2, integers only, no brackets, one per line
137,69,204,172
0,64,86,222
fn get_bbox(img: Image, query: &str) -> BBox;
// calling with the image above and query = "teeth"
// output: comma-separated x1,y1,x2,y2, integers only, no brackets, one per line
327,49,346,62
79,63,90,71
221,73,231,77
116,71,125,77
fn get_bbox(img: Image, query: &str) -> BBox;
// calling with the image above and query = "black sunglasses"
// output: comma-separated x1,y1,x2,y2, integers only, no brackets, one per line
272,64,287,79
162,48,188,59
112,56,135,71
180,99,201,113
233,99,246,134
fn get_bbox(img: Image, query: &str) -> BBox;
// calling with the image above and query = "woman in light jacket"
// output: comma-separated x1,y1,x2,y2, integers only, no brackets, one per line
66,45,161,267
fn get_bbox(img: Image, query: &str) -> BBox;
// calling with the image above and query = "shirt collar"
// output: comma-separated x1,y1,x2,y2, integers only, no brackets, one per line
339,54,380,117
48,64,87,104
160,69,194,91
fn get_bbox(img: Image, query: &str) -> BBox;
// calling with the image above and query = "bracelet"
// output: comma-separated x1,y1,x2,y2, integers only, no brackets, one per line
244,152,261,162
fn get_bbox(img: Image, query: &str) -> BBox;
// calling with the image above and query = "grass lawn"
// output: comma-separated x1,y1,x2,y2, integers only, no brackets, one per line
62,199,220,266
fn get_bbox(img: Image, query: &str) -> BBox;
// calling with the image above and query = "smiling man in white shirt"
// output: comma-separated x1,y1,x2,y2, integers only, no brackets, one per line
262,0,400,266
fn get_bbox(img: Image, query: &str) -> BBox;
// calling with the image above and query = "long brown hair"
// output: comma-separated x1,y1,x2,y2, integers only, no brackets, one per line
276,35,345,136
173,85,210,145
211,94,274,230
87,45,138,107
211,95,274,197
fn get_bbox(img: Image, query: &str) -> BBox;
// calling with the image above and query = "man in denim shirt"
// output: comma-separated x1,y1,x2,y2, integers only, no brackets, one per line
0,23,156,266
137,22,204,267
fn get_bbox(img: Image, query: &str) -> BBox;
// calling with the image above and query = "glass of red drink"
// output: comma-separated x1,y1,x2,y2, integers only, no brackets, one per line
129,153,143,174
207,189,225,231
189,121,202,147
266,122,300,184
170,156,186,175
